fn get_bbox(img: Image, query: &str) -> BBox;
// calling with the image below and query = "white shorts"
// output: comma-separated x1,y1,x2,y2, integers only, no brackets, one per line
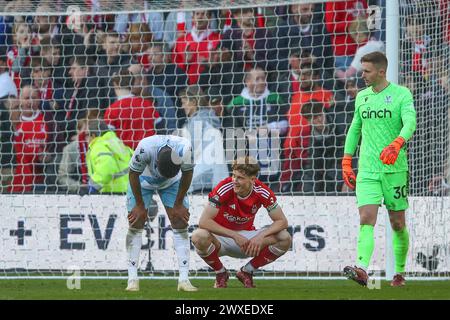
215,228,267,259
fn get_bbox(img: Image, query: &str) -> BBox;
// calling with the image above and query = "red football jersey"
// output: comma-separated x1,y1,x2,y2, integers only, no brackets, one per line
208,177,279,231
9,111,48,192
104,96,160,150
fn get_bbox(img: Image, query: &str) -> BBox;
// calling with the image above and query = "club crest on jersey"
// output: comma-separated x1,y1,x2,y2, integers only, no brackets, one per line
385,95,392,104
230,204,236,210
251,204,258,214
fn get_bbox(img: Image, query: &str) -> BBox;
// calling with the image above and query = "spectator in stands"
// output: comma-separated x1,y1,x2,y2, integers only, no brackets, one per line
57,118,89,193
86,119,133,194
325,0,368,70
402,17,432,78
277,3,334,74
32,3,60,42
39,36,65,88
128,63,177,133
333,77,359,137
146,41,187,99
0,44,18,99
178,85,229,192
9,84,48,192
281,62,335,192
276,49,318,104
0,14,9,47
172,10,222,84
0,96,14,192
301,100,344,193
164,6,219,49
335,18,385,82
222,8,277,74
29,56,66,187
114,0,164,41
164,10,193,49
225,66,289,132
198,41,245,106
97,31,131,105
63,55,109,144
7,21,38,93
127,23,153,67
104,69,162,150
60,13,97,67
224,66,289,186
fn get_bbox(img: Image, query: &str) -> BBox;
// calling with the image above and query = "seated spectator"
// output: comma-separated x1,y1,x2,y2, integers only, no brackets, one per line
63,55,109,144
301,100,344,193
0,44,18,99
9,85,48,192
57,118,89,193
178,85,229,192
97,31,131,105
172,10,222,84
128,63,177,133
86,120,133,194
224,66,289,185
325,0,368,70
222,8,277,74
104,69,162,150
335,18,385,82
281,62,335,192
146,41,187,99
114,0,164,41
277,3,334,74
198,41,245,106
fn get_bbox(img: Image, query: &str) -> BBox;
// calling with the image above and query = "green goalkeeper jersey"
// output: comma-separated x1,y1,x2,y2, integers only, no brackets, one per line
344,82,416,173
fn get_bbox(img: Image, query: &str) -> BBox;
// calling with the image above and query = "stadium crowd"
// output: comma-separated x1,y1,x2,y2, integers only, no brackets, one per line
0,0,448,195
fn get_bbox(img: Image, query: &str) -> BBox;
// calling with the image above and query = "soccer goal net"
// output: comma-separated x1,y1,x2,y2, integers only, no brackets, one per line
0,0,448,279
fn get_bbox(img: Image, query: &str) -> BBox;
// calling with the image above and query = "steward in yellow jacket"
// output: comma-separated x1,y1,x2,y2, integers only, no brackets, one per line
87,120,133,193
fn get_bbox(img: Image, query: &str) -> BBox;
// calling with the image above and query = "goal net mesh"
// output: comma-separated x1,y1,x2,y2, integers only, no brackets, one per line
0,0,448,278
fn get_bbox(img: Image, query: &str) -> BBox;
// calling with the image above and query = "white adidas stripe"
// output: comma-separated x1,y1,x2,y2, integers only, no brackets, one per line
254,186,270,197
218,184,233,196
217,182,233,194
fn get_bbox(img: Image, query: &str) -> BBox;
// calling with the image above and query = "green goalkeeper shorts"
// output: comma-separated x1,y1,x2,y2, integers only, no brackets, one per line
356,171,409,211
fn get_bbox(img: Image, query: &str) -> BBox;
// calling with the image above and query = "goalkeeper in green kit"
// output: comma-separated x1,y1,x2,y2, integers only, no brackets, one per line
342,52,416,287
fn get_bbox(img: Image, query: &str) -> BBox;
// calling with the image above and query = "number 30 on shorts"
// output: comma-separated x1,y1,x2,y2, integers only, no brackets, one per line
393,185,407,199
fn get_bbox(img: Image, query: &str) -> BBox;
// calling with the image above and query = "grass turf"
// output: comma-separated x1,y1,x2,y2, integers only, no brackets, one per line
0,279,449,300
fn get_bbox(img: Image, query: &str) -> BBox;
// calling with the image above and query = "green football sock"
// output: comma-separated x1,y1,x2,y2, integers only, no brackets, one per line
356,224,375,269
392,227,409,273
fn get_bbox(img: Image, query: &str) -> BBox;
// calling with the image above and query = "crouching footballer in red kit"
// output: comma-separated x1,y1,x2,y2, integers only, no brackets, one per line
191,157,292,288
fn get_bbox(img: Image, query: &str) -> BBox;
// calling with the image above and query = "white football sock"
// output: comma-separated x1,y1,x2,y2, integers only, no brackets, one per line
126,228,143,280
173,228,190,282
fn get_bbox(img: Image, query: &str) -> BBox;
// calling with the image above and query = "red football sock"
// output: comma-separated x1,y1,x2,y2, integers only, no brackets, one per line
249,245,283,269
198,244,223,272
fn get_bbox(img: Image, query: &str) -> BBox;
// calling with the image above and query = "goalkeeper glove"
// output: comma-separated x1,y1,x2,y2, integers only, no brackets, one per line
342,155,356,190
380,137,405,165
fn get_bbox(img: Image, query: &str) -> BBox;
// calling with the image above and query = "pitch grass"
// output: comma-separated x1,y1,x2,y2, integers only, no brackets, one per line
0,279,449,300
